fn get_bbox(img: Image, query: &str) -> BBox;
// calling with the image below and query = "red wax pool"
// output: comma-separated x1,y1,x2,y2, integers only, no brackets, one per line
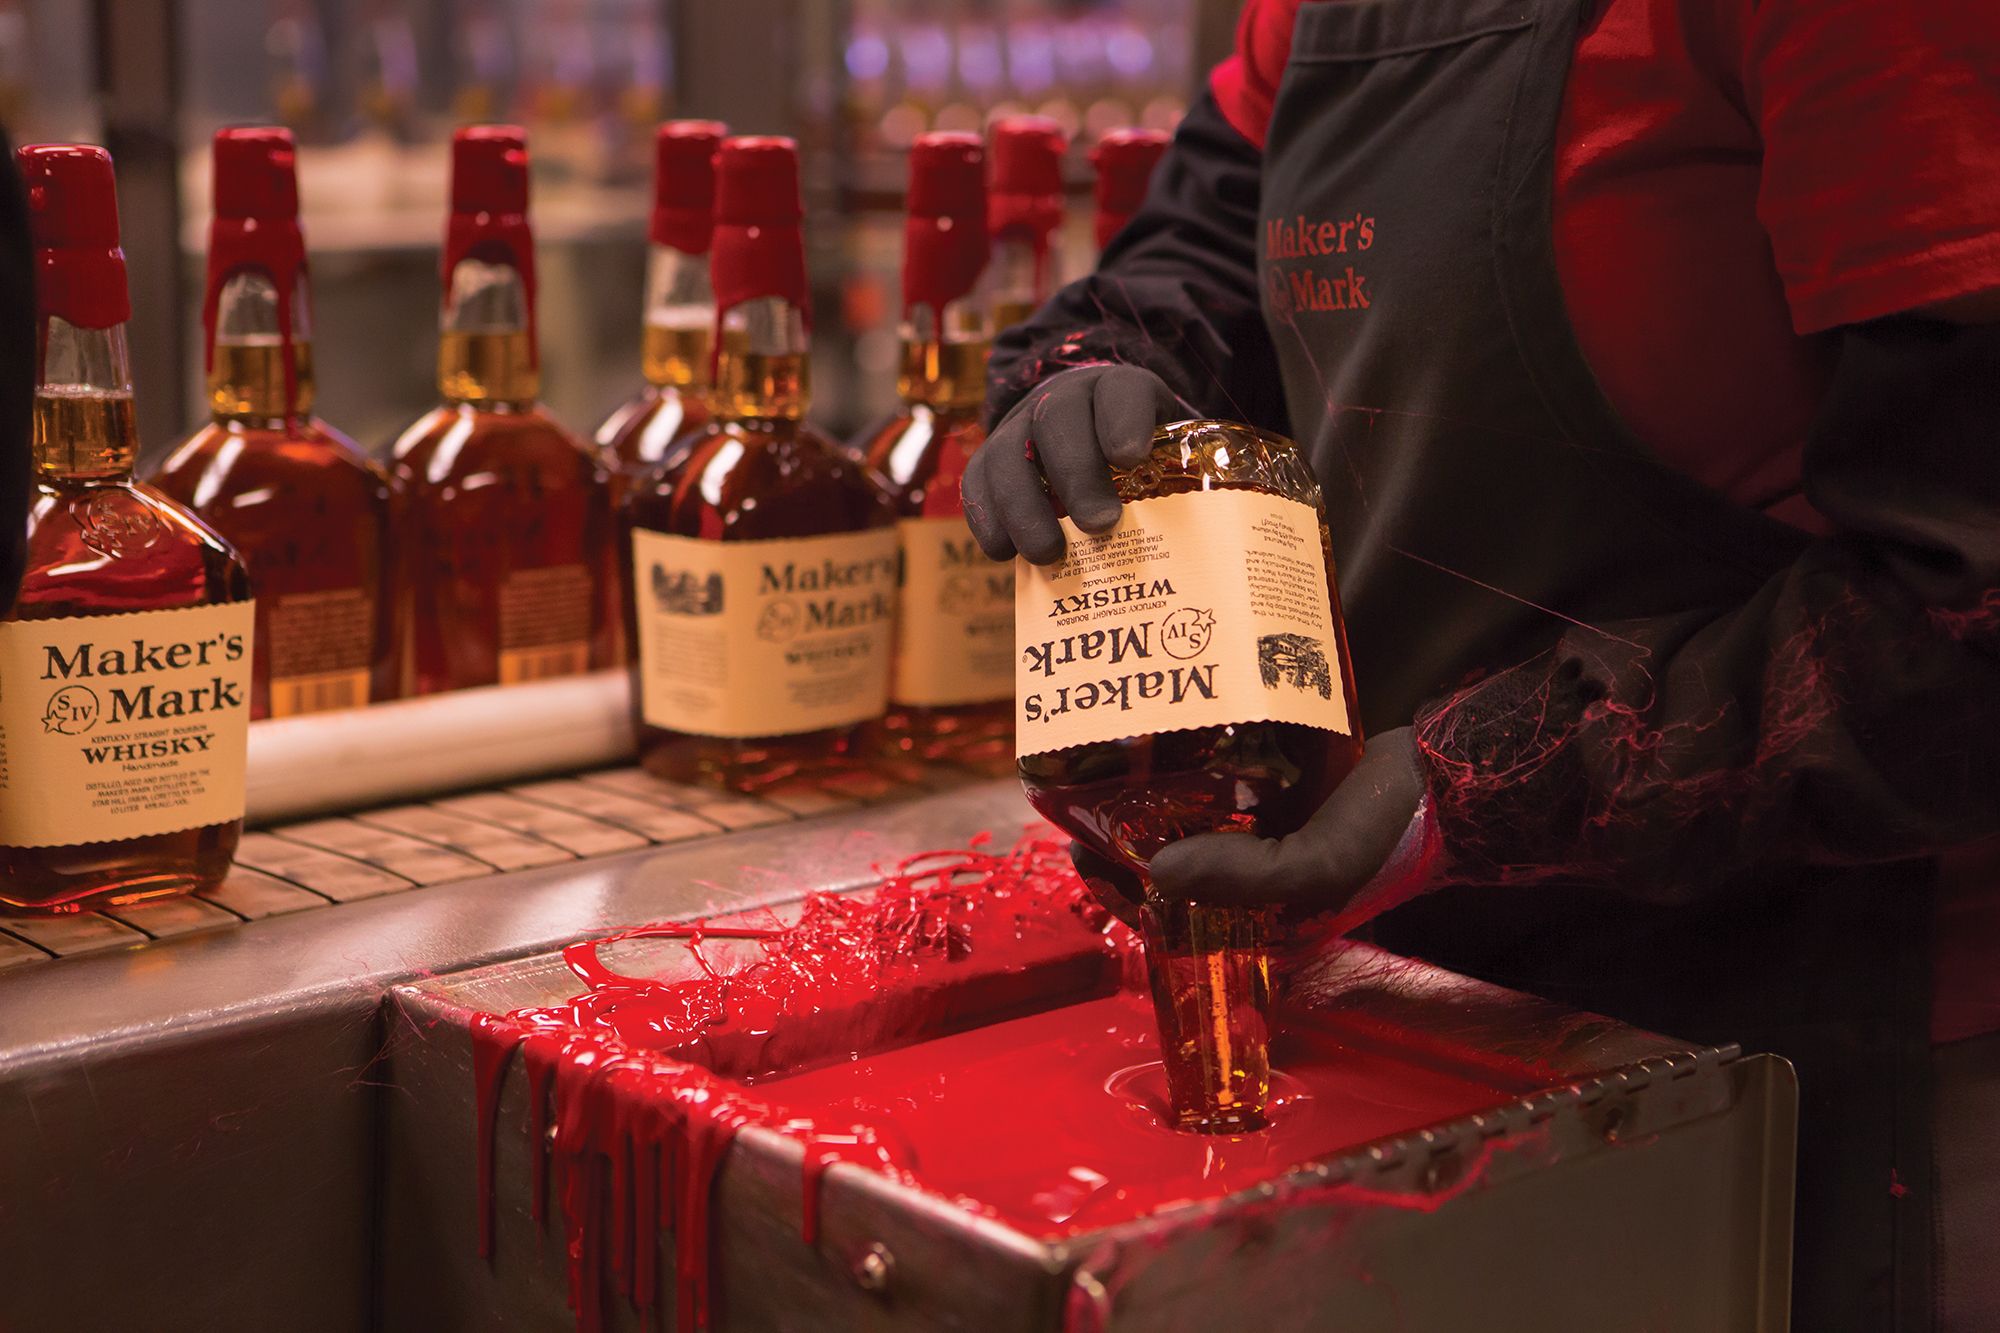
758,990,1528,1237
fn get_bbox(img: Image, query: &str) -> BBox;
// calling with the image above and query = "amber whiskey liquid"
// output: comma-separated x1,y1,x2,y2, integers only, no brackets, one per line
1016,420,1364,1131
152,141,399,720
857,327,1013,770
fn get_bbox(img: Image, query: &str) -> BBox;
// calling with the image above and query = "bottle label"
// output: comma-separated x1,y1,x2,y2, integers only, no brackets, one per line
0,601,255,848
632,527,899,739
498,563,595,684
891,516,1015,708
267,587,374,717
1015,489,1350,757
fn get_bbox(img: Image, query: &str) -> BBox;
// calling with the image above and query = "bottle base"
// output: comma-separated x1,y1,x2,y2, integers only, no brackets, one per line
0,825,239,916
877,703,1014,775
639,724,874,795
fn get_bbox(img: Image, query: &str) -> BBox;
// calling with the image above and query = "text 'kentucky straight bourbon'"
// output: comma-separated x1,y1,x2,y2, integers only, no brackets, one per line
1016,420,1364,1131
152,127,398,719
854,132,1014,767
627,137,898,792
1,146,254,913
391,126,615,694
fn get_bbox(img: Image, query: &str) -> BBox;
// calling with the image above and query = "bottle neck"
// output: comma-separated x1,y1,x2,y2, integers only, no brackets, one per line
899,297,990,410
34,317,137,480
641,244,714,393
208,269,316,424
715,296,810,421
439,258,538,407
989,232,1051,330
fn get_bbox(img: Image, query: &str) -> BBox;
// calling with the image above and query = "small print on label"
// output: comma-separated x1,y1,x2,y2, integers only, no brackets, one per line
1014,489,1347,757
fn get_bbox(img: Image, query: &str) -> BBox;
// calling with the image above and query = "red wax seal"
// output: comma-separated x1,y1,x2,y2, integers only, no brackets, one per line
903,131,988,319
651,120,726,255
205,127,310,411
710,135,809,333
444,125,538,361
1090,128,1169,250
18,143,131,334
987,115,1066,246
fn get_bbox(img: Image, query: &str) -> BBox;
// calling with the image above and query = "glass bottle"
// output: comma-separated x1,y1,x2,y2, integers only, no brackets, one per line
854,132,1013,768
1,145,254,913
152,127,398,719
1015,420,1365,1131
594,120,725,507
987,114,1065,330
390,126,615,694
627,137,899,792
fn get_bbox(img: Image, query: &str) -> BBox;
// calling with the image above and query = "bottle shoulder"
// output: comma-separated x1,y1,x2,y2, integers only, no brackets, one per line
634,417,897,539
391,402,602,486
154,419,393,502
855,403,984,512
17,478,252,616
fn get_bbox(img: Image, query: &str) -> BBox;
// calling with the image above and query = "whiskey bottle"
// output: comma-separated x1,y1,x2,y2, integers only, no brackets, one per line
593,120,725,505
152,127,398,719
0,145,255,913
853,132,1013,767
390,126,615,694
1015,420,1364,1131
987,115,1066,331
1090,127,1169,252
627,137,899,792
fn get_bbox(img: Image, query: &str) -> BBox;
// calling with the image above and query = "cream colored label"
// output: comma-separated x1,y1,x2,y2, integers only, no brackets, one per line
1015,489,1348,757
633,527,899,739
892,516,1015,708
0,601,255,848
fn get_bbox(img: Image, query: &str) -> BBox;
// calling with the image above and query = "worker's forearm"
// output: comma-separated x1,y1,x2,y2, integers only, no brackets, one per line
1413,316,2000,897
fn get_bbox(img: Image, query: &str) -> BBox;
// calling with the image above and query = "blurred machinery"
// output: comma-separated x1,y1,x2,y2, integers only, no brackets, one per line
0,0,1230,454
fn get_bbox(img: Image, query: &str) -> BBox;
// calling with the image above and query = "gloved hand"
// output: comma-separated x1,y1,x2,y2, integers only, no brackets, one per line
1069,728,1443,952
963,363,1182,564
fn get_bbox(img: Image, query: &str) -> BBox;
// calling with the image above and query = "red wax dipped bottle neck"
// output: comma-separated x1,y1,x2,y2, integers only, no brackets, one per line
18,143,131,334
904,131,989,322
710,135,810,334
203,127,311,413
988,115,1066,245
1091,128,1170,250
651,119,726,255
443,125,537,324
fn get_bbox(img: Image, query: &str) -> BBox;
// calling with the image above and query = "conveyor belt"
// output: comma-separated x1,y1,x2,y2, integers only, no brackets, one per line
0,763,935,965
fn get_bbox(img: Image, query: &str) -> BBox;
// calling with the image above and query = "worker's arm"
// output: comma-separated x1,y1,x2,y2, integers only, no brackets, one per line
1152,311,2000,919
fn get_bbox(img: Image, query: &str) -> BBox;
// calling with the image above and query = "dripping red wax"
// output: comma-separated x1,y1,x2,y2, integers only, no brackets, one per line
470,833,1540,1332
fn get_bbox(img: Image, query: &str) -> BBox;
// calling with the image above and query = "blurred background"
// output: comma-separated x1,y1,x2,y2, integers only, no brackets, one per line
3,0,1234,456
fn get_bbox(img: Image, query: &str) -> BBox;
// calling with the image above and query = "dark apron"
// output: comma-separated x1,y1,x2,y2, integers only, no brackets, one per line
1256,0,1934,1326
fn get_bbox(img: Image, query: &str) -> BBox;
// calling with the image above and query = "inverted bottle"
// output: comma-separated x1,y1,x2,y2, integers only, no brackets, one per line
626,136,899,793
1014,420,1365,1132
390,125,616,694
151,127,400,719
1,145,255,913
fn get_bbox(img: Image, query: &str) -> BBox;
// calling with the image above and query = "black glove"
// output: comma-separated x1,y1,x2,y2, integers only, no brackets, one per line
962,363,1181,564
1069,728,1443,952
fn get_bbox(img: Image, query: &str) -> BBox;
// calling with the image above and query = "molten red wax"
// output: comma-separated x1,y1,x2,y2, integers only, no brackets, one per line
469,834,1533,1332
761,990,1522,1236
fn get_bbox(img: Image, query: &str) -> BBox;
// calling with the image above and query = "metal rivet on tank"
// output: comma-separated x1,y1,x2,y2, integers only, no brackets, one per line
854,1242,895,1294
